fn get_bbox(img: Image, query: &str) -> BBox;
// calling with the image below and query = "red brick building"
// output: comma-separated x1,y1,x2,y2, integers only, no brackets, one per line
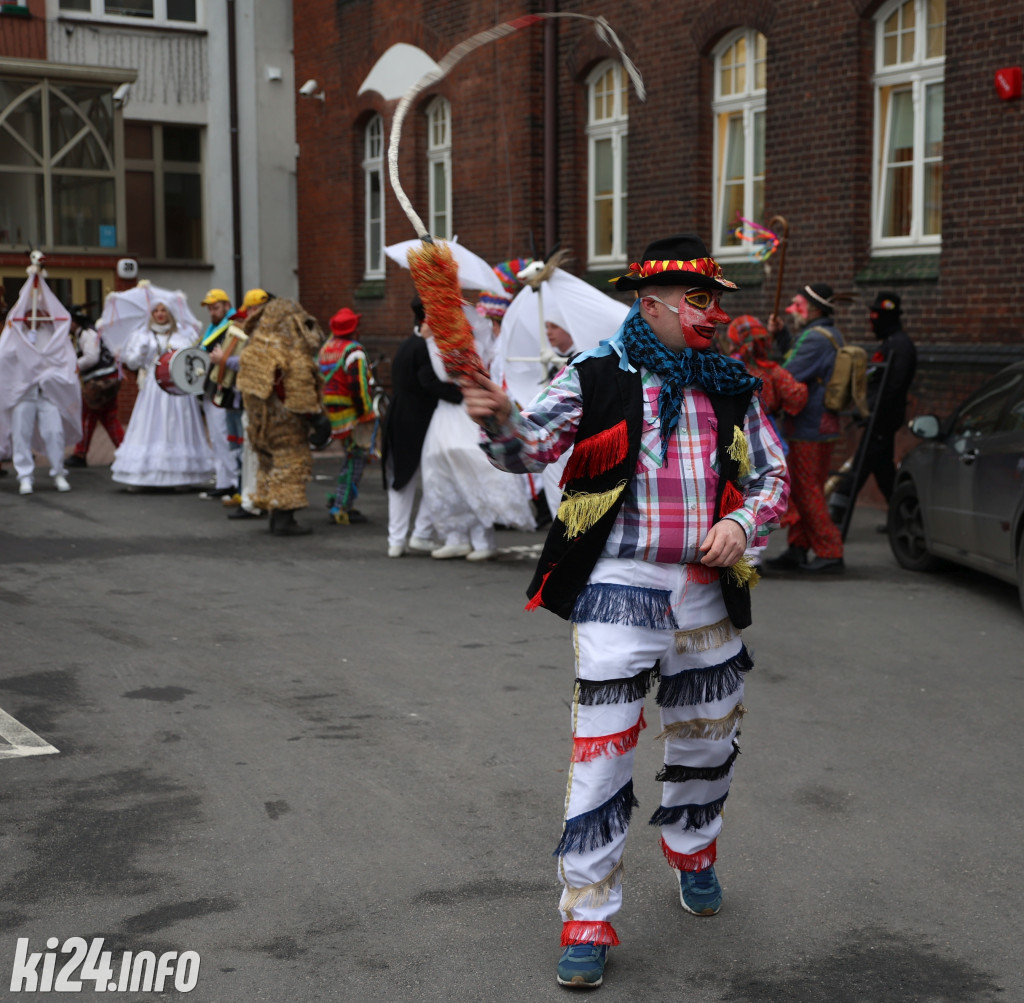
293,0,1024,423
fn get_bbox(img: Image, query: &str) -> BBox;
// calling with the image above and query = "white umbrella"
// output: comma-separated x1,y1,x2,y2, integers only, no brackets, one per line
384,236,504,293
96,282,202,353
493,268,629,410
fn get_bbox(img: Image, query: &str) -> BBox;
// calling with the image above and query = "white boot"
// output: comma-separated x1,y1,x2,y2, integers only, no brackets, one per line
19,478,33,495
54,475,71,492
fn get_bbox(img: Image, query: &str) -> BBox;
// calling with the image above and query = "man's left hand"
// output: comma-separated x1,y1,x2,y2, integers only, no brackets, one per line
699,519,747,567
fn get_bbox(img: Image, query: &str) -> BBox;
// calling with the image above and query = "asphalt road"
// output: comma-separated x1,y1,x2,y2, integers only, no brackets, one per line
0,459,1021,1002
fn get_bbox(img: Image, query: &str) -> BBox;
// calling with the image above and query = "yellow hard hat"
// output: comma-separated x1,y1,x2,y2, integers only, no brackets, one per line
242,288,270,309
201,288,231,306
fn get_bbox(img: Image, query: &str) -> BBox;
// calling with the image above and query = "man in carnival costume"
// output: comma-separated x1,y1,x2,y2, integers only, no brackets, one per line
766,283,846,573
462,234,788,989
236,295,325,536
319,307,376,525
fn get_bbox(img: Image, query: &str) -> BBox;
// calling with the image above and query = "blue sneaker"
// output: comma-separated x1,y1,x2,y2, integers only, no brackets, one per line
678,864,722,916
556,942,607,989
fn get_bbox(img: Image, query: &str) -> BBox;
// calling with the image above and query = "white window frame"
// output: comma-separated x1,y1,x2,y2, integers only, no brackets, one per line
585,60,628,268
871,0,945,254
426,97,451,240
362,114,385,279
0,76,123,252
711,28,767,260
50,0,203,28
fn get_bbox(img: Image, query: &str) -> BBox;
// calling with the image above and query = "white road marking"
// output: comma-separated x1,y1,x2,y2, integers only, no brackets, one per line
0,706,58,759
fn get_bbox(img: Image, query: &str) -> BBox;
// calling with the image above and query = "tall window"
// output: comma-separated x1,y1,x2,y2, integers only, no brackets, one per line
873,0,945,250
712,29,766,256
124,122,203,261
426,98,451,240
0,78,118,250
363,115,385,278
57,0,200,24
586,61,628,267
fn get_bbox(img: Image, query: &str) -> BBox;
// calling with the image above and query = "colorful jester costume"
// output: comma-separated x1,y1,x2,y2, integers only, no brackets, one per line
319,307,376,524
478,237,788,951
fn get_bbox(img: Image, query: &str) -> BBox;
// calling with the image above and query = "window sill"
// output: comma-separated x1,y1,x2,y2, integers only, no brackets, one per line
717,261,764,288
136,259,213,270
0,6,31,17
354,279,385,299
57,14,207,37
855,254,939,283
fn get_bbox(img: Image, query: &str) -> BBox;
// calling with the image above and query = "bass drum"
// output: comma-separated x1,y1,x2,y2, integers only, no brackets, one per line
154,347,208,396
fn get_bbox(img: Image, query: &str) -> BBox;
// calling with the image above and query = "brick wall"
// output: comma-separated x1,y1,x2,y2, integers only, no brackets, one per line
0,0,46,60
293,0,1024,415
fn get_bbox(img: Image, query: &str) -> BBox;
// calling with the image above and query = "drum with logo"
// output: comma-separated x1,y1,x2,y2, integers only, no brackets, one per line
154,347,208,396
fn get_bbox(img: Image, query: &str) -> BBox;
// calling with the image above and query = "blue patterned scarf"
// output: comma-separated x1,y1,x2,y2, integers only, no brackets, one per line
622,310,761,459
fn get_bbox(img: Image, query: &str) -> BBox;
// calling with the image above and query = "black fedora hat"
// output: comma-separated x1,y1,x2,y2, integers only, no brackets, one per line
613,234,739,292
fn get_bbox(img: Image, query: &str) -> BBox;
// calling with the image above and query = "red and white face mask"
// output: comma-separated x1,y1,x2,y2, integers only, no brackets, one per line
785,294,811,330
647,288,731,350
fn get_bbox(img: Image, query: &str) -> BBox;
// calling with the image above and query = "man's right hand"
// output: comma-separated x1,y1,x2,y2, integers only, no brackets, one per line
766,313,785,336
460,370,512,427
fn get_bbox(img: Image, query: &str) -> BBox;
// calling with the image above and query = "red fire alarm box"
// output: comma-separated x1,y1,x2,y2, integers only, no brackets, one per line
995,67,1022,100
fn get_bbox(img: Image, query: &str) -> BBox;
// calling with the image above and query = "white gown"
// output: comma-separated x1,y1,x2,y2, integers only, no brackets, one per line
111,325,214,487
420,339,535,544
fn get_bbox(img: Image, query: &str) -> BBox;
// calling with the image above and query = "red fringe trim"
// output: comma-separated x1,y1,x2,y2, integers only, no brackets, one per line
719,480,745,518
561,920,620,947
524,569,552,612
560,420,629,487
687,563,720,585
660,836,717,873
572,709,646,763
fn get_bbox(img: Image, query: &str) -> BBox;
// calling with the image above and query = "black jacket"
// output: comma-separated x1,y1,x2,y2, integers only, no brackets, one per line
381,333,463,491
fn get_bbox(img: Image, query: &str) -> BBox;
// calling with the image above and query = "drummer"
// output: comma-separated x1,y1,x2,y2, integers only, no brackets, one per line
111,298,214,490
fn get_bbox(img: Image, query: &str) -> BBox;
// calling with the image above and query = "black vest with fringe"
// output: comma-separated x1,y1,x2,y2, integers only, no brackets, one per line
525,351,755,628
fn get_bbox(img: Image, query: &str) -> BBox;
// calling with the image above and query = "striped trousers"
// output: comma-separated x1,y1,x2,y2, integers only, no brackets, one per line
556,557,749,947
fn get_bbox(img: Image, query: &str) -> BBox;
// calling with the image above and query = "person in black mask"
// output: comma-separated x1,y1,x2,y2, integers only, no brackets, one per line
843,291,917,526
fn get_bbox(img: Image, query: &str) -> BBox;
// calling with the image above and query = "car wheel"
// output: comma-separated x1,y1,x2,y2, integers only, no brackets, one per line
888,481,941,572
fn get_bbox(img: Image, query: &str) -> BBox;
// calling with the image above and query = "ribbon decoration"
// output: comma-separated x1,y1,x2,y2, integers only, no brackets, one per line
731,215,781,262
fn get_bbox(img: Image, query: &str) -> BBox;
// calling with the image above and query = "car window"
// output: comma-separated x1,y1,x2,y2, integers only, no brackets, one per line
995,393,1024,434
951,371,1024,438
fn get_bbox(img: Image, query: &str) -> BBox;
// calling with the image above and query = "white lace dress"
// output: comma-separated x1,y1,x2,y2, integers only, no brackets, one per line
111,325,214,487
420,340,536,546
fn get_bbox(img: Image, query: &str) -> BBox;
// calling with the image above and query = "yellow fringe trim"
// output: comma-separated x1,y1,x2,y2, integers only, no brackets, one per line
656,703,747,742
560,859,625,913
673,616,738,654
724,555,761,589
558,481,627,538
727,424,752,479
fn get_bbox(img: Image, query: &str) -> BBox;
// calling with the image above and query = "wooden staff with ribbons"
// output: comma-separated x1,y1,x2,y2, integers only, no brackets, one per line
768,215,789,319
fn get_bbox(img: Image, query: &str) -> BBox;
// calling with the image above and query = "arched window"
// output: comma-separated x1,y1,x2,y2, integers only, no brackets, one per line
426,97,451,240
712,29,766,257
363,114,385,278
586,61,628,267
873,0,945,249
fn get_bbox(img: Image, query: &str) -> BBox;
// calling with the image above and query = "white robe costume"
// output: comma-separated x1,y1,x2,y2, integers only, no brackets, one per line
419,316,535,551
110,306,214,488
0,271,82,484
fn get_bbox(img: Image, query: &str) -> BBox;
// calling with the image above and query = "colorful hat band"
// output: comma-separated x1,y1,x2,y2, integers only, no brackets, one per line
624,257,724,281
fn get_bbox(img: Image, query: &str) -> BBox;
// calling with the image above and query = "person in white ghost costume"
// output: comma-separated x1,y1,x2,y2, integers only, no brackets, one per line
110,295,214,488
492,268,629,519
419,304,536,559
0,262,82,495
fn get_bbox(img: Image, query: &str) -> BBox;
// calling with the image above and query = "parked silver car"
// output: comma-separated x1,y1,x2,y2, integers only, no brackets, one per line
889,361,1024,611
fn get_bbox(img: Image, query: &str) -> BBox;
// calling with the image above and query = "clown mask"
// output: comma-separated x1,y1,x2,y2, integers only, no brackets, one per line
785,294,811,331
646,289,730,351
